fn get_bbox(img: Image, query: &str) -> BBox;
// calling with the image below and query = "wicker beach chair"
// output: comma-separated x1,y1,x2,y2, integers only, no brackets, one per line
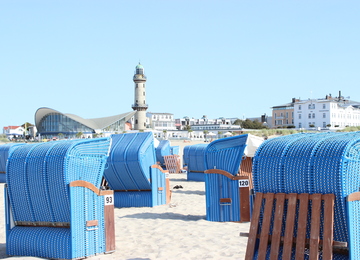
104,132,169,207
4,138,114,259
248,132,360,259
0,143,25,183
155,140,171,167
203,134,250,222
185,143,208,181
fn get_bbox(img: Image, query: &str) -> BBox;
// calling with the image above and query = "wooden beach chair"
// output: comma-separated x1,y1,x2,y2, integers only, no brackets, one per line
243,192,348,260
164,154,181,173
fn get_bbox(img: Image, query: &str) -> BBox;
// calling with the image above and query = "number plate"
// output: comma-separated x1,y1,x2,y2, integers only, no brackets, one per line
104,195,114,206
238,179,249,188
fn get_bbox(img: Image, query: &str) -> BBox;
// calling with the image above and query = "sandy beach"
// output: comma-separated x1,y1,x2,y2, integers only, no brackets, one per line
0,140,250,259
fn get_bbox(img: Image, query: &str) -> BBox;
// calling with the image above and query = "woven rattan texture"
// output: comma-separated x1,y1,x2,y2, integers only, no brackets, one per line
253,132,360,245
5,138,110,259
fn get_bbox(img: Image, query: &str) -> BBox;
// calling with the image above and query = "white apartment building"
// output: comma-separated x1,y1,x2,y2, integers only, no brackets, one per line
175,115,232,130
294,93,360,130
146,112,176,131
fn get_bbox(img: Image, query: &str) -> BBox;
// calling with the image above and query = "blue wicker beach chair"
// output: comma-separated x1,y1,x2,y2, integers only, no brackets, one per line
104,132,168,207
186,143,208,181
156,140,171,167
245,132,360,259
203,134,249,222
4,138,115,259
0,143,25,183
170,145,179,155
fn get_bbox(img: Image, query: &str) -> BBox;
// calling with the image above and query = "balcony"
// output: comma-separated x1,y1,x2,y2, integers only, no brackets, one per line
132,104,149,109
133,75,147,81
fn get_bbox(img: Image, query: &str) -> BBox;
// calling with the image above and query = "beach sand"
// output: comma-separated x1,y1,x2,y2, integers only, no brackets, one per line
0,140,250,259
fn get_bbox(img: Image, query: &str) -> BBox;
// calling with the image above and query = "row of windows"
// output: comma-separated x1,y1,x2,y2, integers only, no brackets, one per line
153,122,175,127
135,119,146,127
331,113,360,119
101,118,125,132
135,83,145,88
274,112,294,119
153,115,173,120
39,113,93,133
298,104,327,110
274,119,294,125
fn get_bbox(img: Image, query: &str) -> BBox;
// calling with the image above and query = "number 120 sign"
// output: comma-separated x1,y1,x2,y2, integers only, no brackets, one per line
238,179,249,188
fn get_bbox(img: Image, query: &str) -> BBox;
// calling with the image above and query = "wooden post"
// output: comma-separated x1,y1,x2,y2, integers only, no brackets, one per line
104,191,115,253
239,177,251,222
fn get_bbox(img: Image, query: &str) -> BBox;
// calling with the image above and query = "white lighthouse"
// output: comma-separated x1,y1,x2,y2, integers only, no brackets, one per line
132,62,148,130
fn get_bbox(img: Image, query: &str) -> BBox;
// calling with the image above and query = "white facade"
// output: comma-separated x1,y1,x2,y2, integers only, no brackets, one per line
147,112,176,131
294,98,360,130
175,116,231,130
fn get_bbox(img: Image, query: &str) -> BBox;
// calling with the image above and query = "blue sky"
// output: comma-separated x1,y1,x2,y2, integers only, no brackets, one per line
1,1,359,130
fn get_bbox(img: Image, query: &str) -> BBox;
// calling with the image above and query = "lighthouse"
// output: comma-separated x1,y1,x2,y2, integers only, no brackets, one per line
132,62,148,130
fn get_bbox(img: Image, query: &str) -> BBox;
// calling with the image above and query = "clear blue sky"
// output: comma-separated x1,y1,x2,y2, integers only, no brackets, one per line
1,1,359,130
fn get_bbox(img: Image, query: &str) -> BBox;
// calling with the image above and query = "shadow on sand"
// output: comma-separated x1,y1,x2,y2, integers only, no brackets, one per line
119,212,206,221
171,189,205,196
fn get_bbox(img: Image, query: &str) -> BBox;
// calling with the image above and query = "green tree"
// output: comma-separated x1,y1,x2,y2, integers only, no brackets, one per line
58,133,64,140
93,133,98,138
203,130,209,140
233,119,242,125
122,131,127,133
76,132,83,139
188,129,193,138
326,124,331,128
232,132,236,136
241,119,267,129
184,125,191,131
218,131,222,139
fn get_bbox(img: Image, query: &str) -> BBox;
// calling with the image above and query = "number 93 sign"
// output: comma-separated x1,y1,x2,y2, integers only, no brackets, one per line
104,194,114,206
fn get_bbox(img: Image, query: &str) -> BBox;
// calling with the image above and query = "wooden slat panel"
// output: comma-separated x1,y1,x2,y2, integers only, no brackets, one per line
269,193,285,260
239,157,253,189
239,183,251,222
295,193,309,260
163,155,181,173
258,193,274,260
105,204,115,252
245,192,264,260
283,194,298,259
309,194,322,260
322,194,335,260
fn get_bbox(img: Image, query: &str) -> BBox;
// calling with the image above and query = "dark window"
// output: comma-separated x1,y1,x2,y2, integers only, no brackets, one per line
135,120,138,124
136,84,138,88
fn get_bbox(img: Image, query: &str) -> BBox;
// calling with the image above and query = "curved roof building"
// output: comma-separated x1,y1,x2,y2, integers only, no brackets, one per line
35,107,136,138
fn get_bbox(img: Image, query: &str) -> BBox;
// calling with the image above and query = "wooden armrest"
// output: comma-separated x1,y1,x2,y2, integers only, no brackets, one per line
348,192,360,201
151,164,169,174
205,169,249,181
70,180,113,196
